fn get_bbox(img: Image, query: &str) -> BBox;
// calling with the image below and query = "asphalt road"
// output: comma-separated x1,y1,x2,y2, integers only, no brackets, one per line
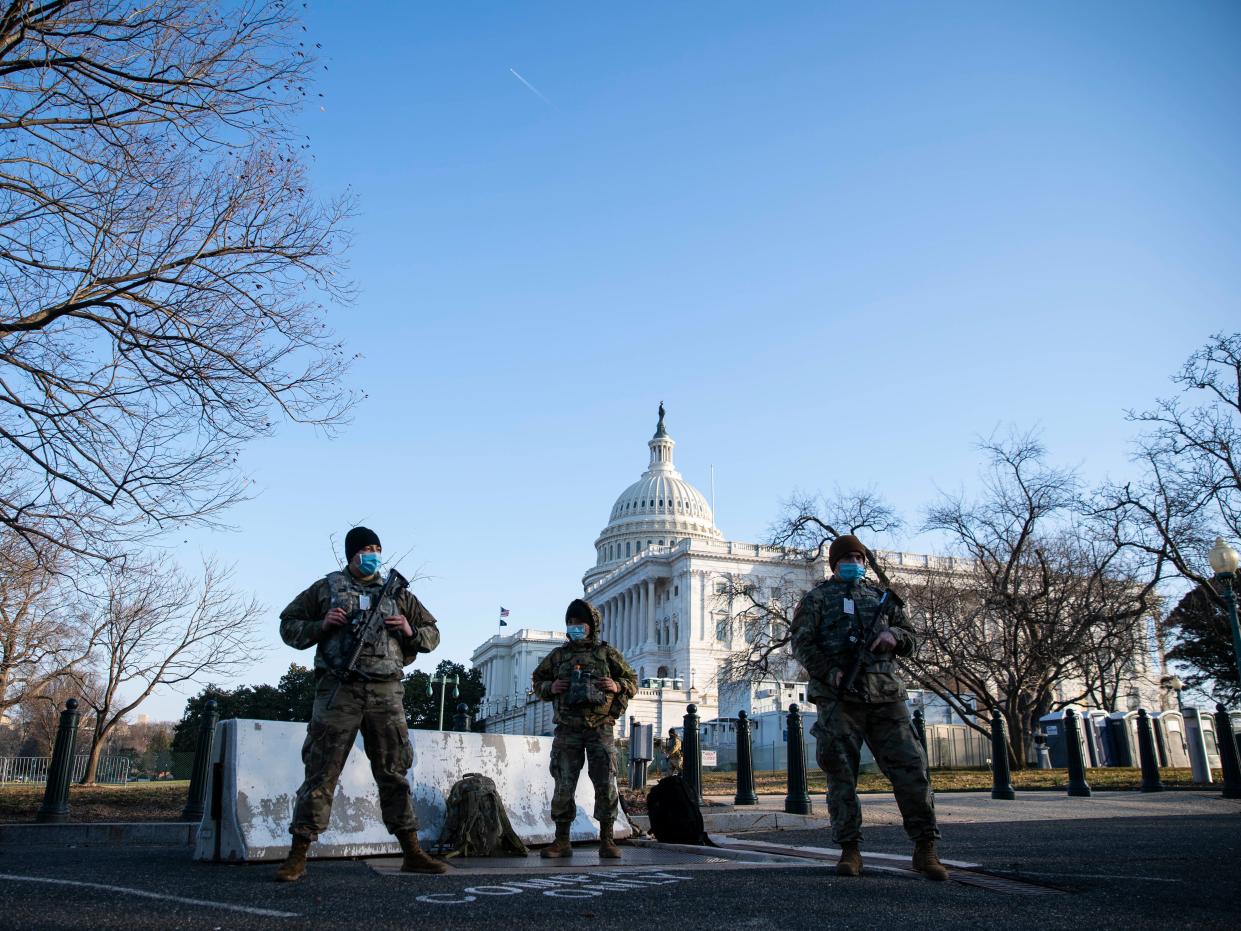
1,811,1237,930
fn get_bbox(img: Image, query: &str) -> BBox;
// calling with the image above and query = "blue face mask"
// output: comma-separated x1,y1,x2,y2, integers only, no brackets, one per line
566,625,588,642
837,562,866,582
357,553,381,576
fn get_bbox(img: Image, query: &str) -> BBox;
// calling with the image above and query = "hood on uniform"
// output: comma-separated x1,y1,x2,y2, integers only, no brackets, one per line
345,526,381,563
565,598,599,637
828,534,866,570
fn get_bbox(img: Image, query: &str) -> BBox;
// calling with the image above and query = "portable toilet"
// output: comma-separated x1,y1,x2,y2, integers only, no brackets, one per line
1081,710,1109,766
1040,708,1092,768
1152,710,1190,768
1105,711,1139,767
1183,707,1215,783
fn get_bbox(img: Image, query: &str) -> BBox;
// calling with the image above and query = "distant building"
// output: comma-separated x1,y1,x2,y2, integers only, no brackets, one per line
471,407,1165,738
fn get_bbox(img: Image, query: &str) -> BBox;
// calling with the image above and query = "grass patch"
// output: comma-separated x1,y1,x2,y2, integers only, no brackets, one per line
692,767,1221,794
0,781,189,823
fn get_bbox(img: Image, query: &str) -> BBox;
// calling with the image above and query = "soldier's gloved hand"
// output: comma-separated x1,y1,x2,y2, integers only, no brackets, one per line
551,679,569,695
384,615,413,637
869,630,897,653
597,677,619,694
322,607,347,630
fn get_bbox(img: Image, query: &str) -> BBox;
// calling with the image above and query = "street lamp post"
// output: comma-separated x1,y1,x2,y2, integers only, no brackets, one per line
426,673,460,731
1208,537,1241,692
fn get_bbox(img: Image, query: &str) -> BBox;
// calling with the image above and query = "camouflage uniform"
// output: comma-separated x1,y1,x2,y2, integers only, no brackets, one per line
531,627,637,825
791,576,938,844
279,570,440,839
662,733,683,776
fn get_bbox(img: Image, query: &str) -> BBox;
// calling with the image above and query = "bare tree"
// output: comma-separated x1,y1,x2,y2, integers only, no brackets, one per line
715,489,903,686
1097,333,1241,695
69,556,262,783
0,528,100,715
909,432,1160,766
714,571,809,686
0,1,355,562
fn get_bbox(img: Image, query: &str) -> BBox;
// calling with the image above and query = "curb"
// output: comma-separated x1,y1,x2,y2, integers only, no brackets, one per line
0,821,199,847
628,810,830,833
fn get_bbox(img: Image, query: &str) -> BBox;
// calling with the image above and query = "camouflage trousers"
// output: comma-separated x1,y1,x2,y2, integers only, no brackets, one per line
812,697,939,844
289,677,417,840
549,724,617,825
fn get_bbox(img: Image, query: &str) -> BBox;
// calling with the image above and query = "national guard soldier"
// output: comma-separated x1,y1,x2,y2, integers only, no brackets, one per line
274,527,447,881
532,598,638,859
662,728,683,776
790,534,948,881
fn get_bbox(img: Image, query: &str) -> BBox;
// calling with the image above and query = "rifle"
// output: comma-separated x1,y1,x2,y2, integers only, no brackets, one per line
838,589,899,698
326,568,410,709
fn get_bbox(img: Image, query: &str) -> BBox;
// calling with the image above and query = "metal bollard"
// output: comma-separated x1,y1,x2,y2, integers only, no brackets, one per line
990,710,1015,800
784,704,812,815
451,702,469,732
1064,708,1092,797
912,707,928,754
683,704,703,805
181,699,219,822
734,710,758,806
1136,709,1163,793
36,699,81,823
1214,704,1241,799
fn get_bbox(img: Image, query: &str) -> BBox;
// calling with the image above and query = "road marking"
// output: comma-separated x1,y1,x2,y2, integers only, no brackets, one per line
415,870,694,905
0,873,301,918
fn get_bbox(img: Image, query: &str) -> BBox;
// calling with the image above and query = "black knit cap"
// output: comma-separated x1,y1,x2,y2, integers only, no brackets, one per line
828,533,866,569
565,598,595,630
345,526,381,563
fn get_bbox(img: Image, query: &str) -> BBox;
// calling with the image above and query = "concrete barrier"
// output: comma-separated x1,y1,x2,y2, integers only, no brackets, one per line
194,719,631,862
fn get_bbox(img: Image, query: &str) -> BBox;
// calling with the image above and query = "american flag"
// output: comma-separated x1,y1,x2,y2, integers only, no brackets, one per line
499,607,510,618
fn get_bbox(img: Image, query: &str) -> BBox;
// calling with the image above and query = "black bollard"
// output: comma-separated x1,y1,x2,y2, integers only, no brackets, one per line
734,710,758,806
451,702,469,732
181,699,219,822
784,704,813,815
990,711,1015,800
1136,709,1163,793
912,707,928,754
1064,708,1092,798
1214,704,1241,800
683,704,703,805
36,699,81,823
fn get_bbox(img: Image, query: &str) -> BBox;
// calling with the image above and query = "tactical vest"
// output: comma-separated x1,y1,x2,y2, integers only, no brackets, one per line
547,641,628,728
804,579,908,704
316,571,405,681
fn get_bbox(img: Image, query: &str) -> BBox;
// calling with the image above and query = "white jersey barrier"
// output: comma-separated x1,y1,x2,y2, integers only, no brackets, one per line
194,718,631,862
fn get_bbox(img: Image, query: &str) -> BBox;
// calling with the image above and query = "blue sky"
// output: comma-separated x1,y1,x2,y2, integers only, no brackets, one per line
154,2,1241,719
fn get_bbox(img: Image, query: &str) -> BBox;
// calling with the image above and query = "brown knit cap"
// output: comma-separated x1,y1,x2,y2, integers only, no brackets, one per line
828,534,866,569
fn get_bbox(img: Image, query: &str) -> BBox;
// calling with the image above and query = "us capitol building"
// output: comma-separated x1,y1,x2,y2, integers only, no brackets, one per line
476,407,881,737
471,407,1164,739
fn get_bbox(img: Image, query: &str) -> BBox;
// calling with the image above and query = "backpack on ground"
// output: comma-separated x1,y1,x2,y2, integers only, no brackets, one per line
645,774,709,845
435,773,529,858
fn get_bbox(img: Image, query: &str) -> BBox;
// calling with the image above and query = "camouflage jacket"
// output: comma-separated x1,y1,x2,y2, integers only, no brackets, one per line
531,637,638,729
279,570,440,681
790,576,915,704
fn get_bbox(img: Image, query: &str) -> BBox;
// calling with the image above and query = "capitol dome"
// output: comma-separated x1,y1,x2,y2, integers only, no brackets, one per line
584,406,723,585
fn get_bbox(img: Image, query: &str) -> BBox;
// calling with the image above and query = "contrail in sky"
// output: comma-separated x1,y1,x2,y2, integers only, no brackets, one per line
509,68,558,110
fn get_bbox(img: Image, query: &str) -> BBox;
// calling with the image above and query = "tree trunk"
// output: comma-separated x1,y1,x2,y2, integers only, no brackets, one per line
80,718,107,785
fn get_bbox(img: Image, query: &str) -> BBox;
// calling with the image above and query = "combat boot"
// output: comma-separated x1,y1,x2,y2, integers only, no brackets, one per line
835,842,862,877
598,822,621,859
540,822,573,858
912,839,949,881
274,835,311,882
397,829,448,874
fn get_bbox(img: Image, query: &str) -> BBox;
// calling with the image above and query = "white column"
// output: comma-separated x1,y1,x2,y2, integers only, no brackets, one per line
629,585,638,652
650,580,660,650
